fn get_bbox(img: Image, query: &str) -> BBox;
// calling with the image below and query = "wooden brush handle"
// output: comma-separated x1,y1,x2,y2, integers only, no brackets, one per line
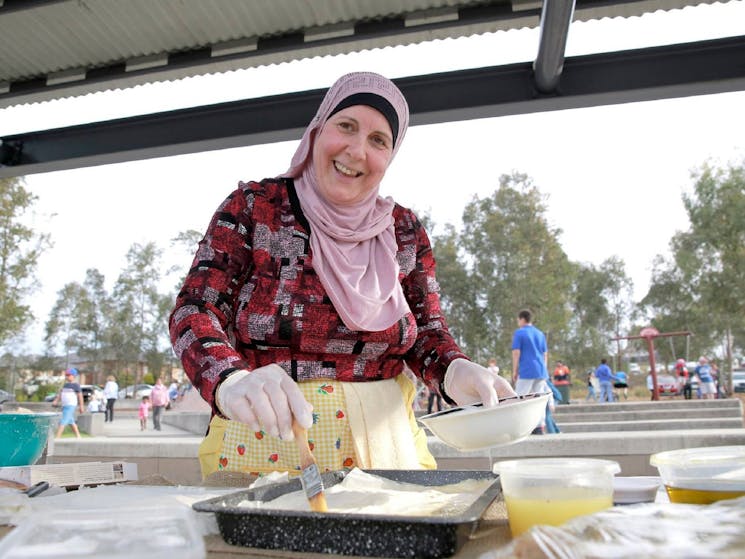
292,421,314,468
292,419,328,512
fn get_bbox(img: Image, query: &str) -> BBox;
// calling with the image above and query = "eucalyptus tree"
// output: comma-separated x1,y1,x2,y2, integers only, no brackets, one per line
642,159,745,386
433,172,573,365
431,223,483,357
566,257,634,371
44,269,110,375
0,177,51,347
44,282,88,367
108,242,169,381
683,160,745,382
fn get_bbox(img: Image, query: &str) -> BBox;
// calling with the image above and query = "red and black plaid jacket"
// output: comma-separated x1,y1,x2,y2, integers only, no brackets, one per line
169,178,466,416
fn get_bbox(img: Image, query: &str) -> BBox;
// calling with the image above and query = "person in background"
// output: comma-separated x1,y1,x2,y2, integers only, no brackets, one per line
103,375,118,423
585,370,598,401
694,356,716,400
594,358,616,403
86,394,103,413
426,385,443,414
552,360,571,405
511,309,550,434
150,377,170,431
710,360,722,398
139,395,151,431
169,72,516,478
544,379,562,434
674,358,691,399
52,368,85,438
168,381,179,404
613,370,629,400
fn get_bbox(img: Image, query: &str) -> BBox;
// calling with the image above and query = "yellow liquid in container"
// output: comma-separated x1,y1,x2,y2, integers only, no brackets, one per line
665,485,745,504
505,488,613,537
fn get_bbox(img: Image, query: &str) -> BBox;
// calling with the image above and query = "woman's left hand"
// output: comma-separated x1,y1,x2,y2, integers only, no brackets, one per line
443,358,517,407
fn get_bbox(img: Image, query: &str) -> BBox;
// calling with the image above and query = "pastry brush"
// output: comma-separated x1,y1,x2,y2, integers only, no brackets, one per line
292,419,328,512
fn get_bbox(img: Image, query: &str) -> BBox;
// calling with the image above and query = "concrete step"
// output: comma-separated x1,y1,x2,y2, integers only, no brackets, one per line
554,398,742,414
432,428,745,476
558,417,745,433
556,407,743,423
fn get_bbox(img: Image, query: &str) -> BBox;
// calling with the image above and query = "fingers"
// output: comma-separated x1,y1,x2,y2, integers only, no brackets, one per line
494,376,518,400
478,385,500,408
283,378,314,430
225,395,262,433
221,364,313,440
261,378,294,440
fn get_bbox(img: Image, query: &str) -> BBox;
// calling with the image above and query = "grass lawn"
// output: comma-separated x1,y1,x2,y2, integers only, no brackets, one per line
57,430,92,439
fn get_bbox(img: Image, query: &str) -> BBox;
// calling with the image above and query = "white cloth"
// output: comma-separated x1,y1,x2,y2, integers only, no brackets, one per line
341,378,423,469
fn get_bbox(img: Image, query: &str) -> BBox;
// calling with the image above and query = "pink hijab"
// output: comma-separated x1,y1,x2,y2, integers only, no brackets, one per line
281,72,411,332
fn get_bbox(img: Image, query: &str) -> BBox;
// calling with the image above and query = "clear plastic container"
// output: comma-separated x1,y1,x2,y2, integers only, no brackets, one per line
493,457,620,537
650,445,745,504
0,505,205,559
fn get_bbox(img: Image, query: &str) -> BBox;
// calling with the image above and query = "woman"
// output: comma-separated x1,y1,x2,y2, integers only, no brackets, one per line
103,375,118,422
169,72,515,478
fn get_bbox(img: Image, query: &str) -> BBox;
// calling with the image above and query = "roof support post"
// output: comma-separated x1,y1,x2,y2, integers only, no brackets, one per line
533,0,575,93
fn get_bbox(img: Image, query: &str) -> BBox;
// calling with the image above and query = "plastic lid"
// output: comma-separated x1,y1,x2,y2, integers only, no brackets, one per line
493,458,620,478
650,445,745,467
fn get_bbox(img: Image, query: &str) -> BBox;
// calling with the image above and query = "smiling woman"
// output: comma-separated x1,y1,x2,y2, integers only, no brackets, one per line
168,71,516,480
311,105,394,206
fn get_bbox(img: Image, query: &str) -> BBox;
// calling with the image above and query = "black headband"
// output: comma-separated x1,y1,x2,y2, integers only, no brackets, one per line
327,92,399,147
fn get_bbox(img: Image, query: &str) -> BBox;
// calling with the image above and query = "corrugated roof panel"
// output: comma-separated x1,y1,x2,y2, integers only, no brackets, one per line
0,0,731,108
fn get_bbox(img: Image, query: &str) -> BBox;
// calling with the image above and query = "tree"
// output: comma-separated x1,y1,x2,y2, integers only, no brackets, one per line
433,172,574,365
566,257,634,370
642,159,745,386
683,160,745,381
0,177,51,347
431,223,481,352
107,242,171,381
44,282,88,367
168,229,203,290
44,269,110,379
75,269,111,381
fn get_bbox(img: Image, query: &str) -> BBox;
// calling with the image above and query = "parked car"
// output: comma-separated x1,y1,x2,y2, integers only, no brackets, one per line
118,384,153,399
0,389,11,412
648,373,679,396
80,385,104,404
628,363,641,374
733,370,745,393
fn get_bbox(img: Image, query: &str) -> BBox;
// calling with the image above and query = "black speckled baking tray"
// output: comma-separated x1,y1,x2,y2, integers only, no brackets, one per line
192,469,501,558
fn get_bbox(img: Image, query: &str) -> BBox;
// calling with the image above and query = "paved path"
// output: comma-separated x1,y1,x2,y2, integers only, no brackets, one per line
98,414,199,438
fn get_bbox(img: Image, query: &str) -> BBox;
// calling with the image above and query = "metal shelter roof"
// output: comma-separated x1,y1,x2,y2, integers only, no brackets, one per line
1,0,743,177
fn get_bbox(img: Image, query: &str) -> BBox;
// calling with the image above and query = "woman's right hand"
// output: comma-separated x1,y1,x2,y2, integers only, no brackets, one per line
216,364,313,441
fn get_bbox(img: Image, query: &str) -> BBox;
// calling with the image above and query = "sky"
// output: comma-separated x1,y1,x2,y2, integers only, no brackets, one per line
2,1,745,354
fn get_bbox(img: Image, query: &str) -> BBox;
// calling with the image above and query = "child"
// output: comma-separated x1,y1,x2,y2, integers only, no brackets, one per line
138,395,151,431
87,395,103,413
53,368,85,438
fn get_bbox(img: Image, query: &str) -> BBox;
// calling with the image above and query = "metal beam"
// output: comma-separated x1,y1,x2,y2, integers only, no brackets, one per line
2,35,745,178
533,0,576,93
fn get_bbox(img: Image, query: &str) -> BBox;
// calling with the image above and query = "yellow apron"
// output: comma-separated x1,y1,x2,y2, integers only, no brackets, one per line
199,374,436,478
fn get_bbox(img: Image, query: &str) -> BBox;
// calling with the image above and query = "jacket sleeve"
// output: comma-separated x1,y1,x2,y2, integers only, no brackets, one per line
169,185,254,416
399,209,468,402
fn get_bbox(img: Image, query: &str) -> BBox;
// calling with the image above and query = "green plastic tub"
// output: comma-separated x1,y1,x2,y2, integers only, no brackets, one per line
0,412,60,467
